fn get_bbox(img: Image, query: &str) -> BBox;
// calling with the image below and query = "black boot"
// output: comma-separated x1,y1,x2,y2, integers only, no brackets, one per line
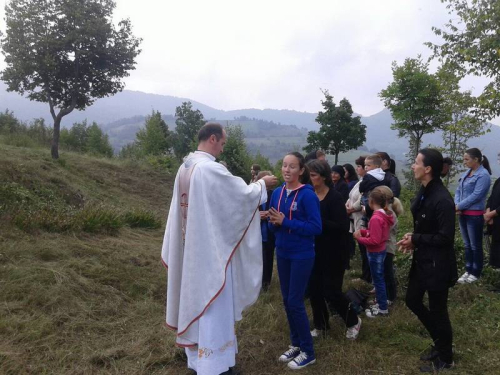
419,357,454,373
420,346,440,361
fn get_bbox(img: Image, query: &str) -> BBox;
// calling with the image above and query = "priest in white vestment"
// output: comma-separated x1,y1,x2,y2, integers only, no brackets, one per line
162,123,277,375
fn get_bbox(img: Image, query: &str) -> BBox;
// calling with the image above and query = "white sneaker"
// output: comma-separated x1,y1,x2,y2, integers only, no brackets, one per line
457,272,470,284
346,318,362,340
365,304,389,318
278,346,301,363
465,274,478,283
287,351,316,369
310,329,325,338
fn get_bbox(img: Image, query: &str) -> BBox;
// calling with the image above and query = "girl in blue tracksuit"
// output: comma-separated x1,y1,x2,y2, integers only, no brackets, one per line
268,152,322,370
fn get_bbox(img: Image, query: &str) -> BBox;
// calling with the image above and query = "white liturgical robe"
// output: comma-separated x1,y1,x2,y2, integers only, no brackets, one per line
162,151,266,373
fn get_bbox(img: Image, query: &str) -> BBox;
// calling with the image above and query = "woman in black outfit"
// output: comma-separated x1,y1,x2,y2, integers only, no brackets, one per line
331,165,349,202
485,163,500,269
398,148,457,373
307,160,362,340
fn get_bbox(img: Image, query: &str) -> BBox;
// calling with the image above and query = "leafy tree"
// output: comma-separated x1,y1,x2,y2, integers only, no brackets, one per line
0,110,21,134
426,0,500,119
27,118,53,147
86,122,114,157
172,102,205,160
219,125,252,181
304,91,366,165
436,64,490,185
136,111,172,156
60,121,89,152
379,57,447,164
252,151,274,174
0,0,142,159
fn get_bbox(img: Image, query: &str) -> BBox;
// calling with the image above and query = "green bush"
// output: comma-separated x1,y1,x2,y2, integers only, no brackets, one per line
122,209,162,229
12,206,74,233
75,205,123,235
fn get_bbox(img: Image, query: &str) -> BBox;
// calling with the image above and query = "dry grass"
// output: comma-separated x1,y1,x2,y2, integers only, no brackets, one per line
1,144,500,374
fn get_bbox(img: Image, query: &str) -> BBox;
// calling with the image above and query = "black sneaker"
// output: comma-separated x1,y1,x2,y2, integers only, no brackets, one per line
420,346,440,361
420,357,454,373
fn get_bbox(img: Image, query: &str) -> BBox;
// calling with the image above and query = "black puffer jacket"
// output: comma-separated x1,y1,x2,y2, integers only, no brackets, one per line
409,178,458,291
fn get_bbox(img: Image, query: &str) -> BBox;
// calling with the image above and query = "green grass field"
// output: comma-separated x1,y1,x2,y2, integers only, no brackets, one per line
1,144,500,374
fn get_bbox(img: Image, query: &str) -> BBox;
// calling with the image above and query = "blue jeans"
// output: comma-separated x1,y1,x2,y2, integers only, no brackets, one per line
277,256,315,357
367,250,388,310
459,215,484,277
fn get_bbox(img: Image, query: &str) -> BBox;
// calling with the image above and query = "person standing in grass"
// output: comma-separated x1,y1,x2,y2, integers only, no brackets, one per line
257,170,276,291
162,123,277,375
346,156,371,283
307,159,362,340
268,152,322,370
398,148,457,373
455,148,492,284
376,186,404,305
354,187,394,318
484,152,500,270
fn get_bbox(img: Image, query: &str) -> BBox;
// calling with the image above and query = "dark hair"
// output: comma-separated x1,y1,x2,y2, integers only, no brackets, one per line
307,159,333,188
390,159,396,174
285,151,310,184
443,157,453,165
251,164,261,171
343,163,358,182
376,152,391,166
465,148,492,175
355,155,367,168
419,148,443,180
198,122,224,142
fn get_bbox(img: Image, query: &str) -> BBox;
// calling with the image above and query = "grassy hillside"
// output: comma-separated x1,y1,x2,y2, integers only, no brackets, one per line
1,144,500,374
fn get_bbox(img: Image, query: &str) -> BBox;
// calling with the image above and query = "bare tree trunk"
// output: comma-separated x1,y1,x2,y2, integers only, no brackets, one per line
51,116,61,159
334,152,339,165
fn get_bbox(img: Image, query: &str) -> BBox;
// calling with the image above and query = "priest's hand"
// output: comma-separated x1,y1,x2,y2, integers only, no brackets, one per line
260,210,269,220
268,207,285,226
262,175,278,189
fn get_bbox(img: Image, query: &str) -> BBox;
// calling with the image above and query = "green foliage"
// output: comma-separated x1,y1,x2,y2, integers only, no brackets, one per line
59,120,114,157
304,91,366,165
0,109,21,134
252,151,274,174
75,205,122,235
0,0,142,158
219,125,252,181
121,209,161,229
435,64,490,186
427,0,500,119
379,57,447,189
135,111,172,156
172,102,205,160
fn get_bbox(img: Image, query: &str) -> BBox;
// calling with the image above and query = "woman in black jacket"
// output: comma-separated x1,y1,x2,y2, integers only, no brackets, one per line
485,170,500,269
398,148,457,373
307,160,361,340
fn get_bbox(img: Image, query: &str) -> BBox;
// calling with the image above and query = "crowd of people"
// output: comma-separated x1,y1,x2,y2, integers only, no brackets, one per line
163,123,499,375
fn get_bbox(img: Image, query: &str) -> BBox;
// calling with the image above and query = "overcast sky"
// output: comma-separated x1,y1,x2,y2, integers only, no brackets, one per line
0,0,495,119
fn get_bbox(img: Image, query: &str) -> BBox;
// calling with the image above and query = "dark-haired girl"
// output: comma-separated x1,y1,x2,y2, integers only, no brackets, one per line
343,163,359,192
455,148,492,283
268,152,322,370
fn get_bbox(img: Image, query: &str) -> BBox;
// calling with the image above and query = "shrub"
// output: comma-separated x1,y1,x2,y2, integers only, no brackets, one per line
74,205,123,235
122,209,162,229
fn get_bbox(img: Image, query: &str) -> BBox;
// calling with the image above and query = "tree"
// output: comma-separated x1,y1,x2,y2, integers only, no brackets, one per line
172,102,205,161
0,0,142,159
86,122,114,157
379,57,447,165
0,110,21,134
427,0,500,119
435,65,490,185
304,91,366,165
218,125,252,181
136,110,172,156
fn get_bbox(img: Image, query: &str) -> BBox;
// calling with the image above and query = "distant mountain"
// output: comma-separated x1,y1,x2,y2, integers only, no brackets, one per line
1,82,499,174
0,82,319,130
